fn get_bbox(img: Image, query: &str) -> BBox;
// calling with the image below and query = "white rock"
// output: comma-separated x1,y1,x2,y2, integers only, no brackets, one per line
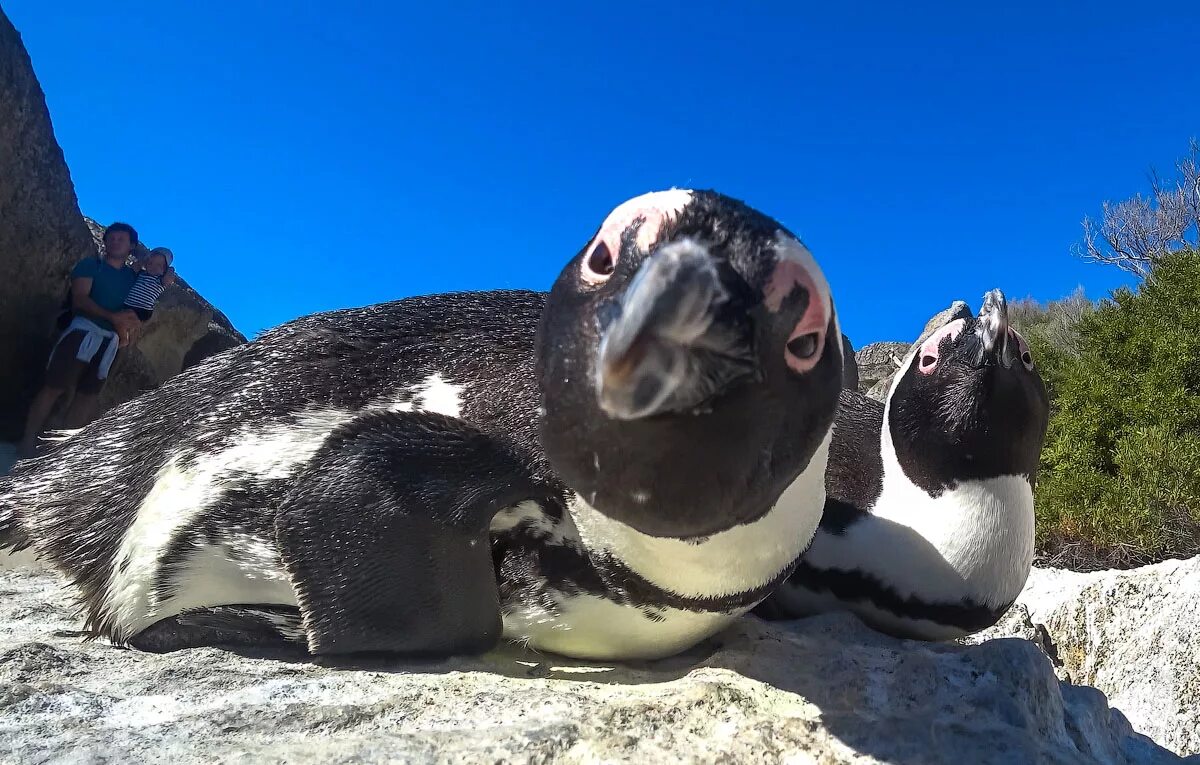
0,565,1185,764
978,558,1200,758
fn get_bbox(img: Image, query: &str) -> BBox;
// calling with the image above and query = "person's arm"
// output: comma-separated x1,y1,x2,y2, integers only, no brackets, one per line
70,276,115,324
70,276,138,339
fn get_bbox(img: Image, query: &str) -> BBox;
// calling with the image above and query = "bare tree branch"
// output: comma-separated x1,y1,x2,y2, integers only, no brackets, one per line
1077,139,1200,278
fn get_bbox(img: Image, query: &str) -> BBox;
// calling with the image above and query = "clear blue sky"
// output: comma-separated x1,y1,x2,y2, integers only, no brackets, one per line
7,1,1199,345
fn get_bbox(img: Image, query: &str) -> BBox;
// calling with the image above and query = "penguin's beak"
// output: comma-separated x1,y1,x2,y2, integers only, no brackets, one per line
977,288,1016,368
595,239,757,420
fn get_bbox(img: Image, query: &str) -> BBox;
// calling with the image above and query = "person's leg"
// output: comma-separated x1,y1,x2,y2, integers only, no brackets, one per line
20,331,87,457
63,338,114,430
62,391,100,430
19,385,65,457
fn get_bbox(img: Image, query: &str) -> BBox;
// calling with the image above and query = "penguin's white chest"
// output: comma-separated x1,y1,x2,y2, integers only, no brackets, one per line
787,473,1036,640
864,473,1036,607
497,430,831,660
502,595,740,661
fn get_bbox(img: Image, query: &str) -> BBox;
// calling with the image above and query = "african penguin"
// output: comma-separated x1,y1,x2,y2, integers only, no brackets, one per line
754,289,1050,640
0,189,844,661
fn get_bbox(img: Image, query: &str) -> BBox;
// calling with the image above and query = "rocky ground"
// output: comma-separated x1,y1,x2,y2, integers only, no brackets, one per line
1,554,1195,764
977,559,1200,758
3,6,1196,762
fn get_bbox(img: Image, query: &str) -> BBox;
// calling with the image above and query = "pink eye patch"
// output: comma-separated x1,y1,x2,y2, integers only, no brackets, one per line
767,238,834,375
768,260,829,374
917,319,965,375
581,190,693,285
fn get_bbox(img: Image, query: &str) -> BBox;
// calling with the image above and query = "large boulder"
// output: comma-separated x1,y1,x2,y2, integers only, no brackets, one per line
855,341,909,397
0,562,1186,764
0,8,98,440
839,333,859,390
974,557,1200,758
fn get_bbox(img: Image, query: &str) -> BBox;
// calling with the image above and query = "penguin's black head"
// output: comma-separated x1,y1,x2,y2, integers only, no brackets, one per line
535,189,843,538
887,289,1050,495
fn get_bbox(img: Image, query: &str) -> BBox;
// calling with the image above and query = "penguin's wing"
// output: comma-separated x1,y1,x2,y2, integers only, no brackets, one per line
824,389,886,519
275,409,538,657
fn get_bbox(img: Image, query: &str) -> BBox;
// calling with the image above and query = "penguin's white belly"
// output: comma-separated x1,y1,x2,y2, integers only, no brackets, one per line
768,580,972,641
94,531,298,641
849,474,1036,607
494,430,830,660
786,475,1036,639
99,408,359,639
102,377,470,640
146,538,298,625
502,596,741,661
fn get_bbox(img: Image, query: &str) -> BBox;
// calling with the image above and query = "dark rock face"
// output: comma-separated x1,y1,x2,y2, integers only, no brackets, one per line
0,8,98,440
840,334,859,390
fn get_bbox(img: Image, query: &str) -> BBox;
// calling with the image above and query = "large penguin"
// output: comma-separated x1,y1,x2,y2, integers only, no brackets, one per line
755,290,1050,640
0,189,844,660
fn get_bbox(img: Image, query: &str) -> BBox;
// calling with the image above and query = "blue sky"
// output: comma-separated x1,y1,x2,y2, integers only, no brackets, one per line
7,1,1199,345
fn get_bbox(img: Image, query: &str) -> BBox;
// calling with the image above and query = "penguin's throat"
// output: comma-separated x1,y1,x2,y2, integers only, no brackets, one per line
565,428,831,601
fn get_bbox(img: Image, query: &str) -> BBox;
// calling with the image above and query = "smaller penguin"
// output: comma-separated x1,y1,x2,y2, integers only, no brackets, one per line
755,289,1050,640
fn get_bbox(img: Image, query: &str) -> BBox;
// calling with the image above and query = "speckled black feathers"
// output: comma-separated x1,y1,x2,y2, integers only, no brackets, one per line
821,390,885,531
0,289,554,639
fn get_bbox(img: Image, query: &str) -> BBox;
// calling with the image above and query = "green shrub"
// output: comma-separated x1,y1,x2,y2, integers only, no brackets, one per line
1010,288,1094,401
1033,250,1200,569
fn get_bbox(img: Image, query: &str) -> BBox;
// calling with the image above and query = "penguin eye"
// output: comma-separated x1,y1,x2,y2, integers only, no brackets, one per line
582,241,616,284
1011,328,1035,371
787,333,819,360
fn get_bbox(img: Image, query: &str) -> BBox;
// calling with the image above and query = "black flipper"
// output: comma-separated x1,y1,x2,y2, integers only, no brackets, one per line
129,605,306,652
275,410,537,657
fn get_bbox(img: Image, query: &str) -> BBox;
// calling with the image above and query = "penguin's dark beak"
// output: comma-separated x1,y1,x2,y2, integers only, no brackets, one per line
977,288,1016,368
595,239,757,420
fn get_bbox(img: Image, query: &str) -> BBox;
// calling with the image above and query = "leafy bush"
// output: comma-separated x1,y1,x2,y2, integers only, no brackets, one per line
1031,250,1200,570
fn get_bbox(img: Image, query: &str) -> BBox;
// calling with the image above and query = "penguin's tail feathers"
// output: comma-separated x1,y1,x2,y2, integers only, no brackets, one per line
0,477,32,553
